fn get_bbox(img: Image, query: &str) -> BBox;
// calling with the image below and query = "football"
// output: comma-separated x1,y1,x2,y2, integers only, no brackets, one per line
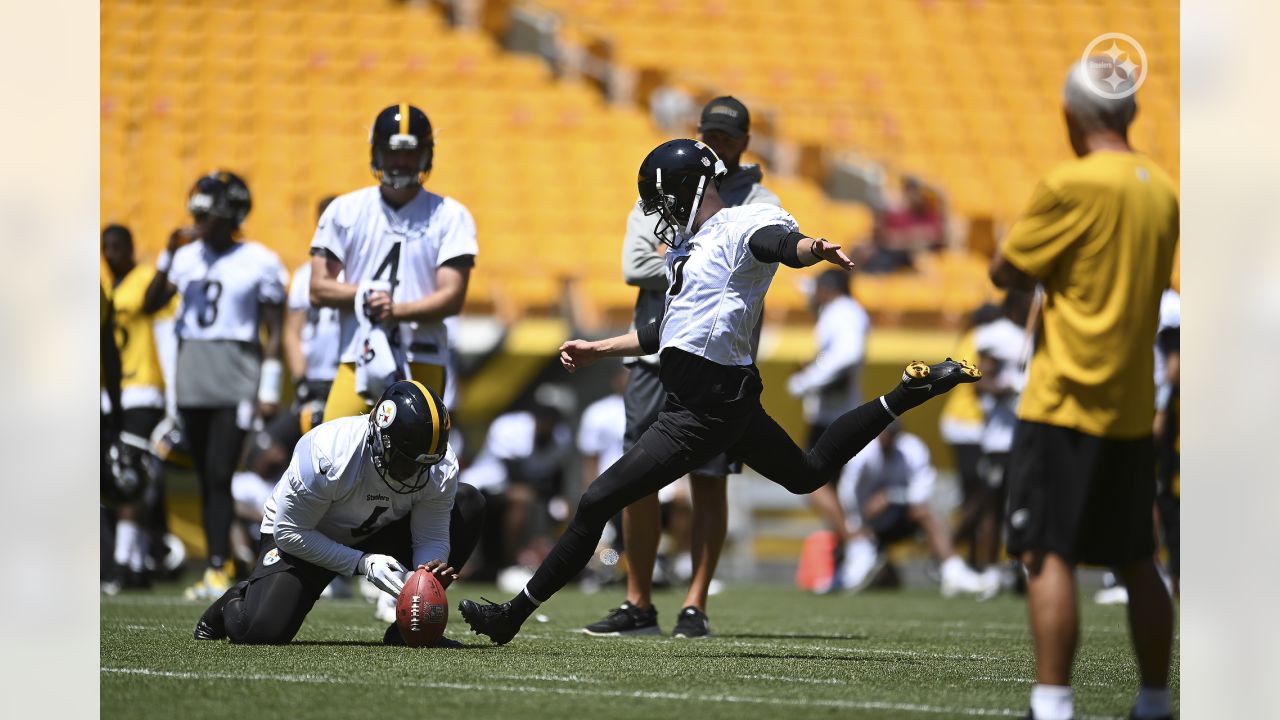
395,567,449,648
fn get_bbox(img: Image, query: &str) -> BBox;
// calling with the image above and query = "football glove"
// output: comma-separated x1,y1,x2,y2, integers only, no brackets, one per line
357,553,407,597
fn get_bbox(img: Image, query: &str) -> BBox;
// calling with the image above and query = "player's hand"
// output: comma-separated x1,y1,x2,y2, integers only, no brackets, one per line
559,339,602,373
419,560,459,589
357,553,408,597
811,239,855,271
257,401,279,421
166,226,197,253
364,290,393,322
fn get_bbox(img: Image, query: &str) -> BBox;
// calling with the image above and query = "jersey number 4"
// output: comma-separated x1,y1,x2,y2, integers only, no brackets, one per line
373,242,401,291
351,505,390,538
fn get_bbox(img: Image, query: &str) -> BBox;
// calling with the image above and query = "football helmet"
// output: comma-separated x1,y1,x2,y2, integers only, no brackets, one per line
367,380,451,493
370,103,434,190
637,139,726,247
107,431,157,502
187,171,252,228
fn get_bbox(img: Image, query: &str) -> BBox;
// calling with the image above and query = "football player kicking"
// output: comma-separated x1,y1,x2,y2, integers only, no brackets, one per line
194,381,485,646
459,139,981,644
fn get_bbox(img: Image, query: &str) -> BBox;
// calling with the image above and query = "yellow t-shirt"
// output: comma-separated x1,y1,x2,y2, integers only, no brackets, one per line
939,329,984,427
1001,151,1178,439
107,264,175,394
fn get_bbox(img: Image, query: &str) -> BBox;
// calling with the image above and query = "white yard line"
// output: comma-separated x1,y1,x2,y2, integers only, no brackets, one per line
101,666,1124,719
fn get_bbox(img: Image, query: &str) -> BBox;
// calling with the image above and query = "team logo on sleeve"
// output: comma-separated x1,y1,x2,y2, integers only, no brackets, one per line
263,548,281,566
375,400,397,428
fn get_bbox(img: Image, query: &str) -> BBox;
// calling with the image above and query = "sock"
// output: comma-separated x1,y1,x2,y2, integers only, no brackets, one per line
508,587,539,622
940,555,968,581
1030,684,1074,720
129,532,149,572
882,384,922,417
114,520,139,567
1133,686,1170,719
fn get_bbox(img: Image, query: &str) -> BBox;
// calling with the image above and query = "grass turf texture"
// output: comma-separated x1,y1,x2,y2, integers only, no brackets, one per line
102,583,1178,719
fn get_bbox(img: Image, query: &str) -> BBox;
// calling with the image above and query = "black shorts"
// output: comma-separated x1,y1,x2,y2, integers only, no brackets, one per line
868,503,919,548
1005,420,1156,567
624,362,742,479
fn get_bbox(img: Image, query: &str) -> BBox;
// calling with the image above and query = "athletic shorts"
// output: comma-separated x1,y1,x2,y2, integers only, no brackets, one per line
624,362,742,479
1005,420,1156,567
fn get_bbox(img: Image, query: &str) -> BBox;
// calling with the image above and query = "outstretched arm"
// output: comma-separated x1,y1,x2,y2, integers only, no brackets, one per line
559,330,646,374
748,225,854,270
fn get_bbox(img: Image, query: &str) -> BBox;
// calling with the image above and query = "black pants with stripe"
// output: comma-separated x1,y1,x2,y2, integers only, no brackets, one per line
526,348,897,602
219,483,486,645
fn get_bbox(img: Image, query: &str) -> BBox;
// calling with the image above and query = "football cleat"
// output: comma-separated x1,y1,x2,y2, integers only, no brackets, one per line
671,606,711,639
900,358,981,398
193,581,246,641
458,597,522,645
184,566,233,601
582,601,661,637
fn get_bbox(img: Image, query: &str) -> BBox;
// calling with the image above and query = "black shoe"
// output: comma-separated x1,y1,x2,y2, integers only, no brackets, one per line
900,358,981,398
458,597,522,645
1128,710,1171,720
671,606,711,638
581,601,661,637
193,581,247,641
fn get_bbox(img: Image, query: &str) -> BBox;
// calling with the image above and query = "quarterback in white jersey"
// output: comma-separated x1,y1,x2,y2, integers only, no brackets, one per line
143,171,288,601
310,103,477,422
195,381,486,646
459,139,981,646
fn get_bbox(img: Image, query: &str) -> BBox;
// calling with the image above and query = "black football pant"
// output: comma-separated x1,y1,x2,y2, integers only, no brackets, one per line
525,350,896,602
217,483,486,645
179,406,247,570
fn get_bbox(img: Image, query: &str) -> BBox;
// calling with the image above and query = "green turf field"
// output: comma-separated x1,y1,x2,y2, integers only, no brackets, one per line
101,583,1178,719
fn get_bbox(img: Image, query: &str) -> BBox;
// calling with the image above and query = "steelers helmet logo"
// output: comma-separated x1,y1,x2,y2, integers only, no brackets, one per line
375,400,397,428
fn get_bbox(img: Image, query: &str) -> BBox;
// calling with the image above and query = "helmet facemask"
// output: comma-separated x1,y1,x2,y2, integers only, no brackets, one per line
368,424,441,494
372,134,432,190
643,168,711,249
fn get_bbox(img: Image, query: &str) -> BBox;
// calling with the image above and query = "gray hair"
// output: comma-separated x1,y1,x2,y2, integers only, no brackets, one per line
1063,58,1137,134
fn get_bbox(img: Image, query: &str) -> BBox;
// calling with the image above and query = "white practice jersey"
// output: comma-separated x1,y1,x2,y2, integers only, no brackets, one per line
577,393,625,471
838,432,937,527
660,204,799,366
311,187,478,367
288,263,341,382
170,240,288,342
788,295,870,425
261,415,459,575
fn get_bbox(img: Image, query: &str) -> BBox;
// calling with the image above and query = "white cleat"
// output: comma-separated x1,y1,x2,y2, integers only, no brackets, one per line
940,557,985,598
374,591,397,623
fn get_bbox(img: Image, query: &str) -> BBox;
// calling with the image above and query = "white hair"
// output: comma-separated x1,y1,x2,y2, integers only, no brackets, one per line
1063,58,1137,134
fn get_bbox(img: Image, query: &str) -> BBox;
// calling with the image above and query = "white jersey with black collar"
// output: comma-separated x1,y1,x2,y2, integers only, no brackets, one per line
659,203,799,366
260,415,459,575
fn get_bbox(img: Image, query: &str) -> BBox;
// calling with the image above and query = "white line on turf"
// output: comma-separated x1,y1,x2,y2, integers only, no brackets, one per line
99,667,1125,719
736,674,845,685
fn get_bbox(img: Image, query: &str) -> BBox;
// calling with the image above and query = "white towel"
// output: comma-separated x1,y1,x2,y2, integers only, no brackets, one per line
354,280,408,402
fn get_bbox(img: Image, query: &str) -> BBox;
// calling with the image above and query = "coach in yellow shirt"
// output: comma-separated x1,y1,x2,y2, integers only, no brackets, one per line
990,62,1178,720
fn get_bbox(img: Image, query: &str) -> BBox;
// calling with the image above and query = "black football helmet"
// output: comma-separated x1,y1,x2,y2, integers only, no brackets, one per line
637,139,726,248
107,432,157,502
367,380,451,493
370,103,434,190
187,171,252,228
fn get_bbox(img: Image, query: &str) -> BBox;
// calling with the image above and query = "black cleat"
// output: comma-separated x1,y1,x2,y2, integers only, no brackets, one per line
458,597,522,645
900,358,981,398
193,581,247,641
671,606,711,639
582,601,661,637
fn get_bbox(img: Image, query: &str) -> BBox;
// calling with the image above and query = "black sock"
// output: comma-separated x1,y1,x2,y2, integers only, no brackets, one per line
508,589,538,622
882,385,920,417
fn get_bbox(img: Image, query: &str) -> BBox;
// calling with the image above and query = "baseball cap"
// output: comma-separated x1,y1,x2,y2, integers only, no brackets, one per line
698,96,750,137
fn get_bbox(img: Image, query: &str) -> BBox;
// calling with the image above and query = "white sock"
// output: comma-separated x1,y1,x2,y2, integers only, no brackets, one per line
940,555,970,580
1030,684,1074,720
1133,686,1170,718
128,532,149,572
114,520,139,568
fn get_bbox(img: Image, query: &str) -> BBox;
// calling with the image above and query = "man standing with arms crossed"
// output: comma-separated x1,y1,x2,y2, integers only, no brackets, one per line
583,97,779,639
990,61,1178,720
310,103,477,419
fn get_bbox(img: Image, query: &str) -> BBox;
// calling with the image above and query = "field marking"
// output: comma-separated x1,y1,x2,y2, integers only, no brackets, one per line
100,666,1124,719
737,674,845,685
717,639,1002,662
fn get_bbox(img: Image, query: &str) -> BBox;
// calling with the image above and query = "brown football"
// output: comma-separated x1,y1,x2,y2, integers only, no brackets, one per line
395,566,448,648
